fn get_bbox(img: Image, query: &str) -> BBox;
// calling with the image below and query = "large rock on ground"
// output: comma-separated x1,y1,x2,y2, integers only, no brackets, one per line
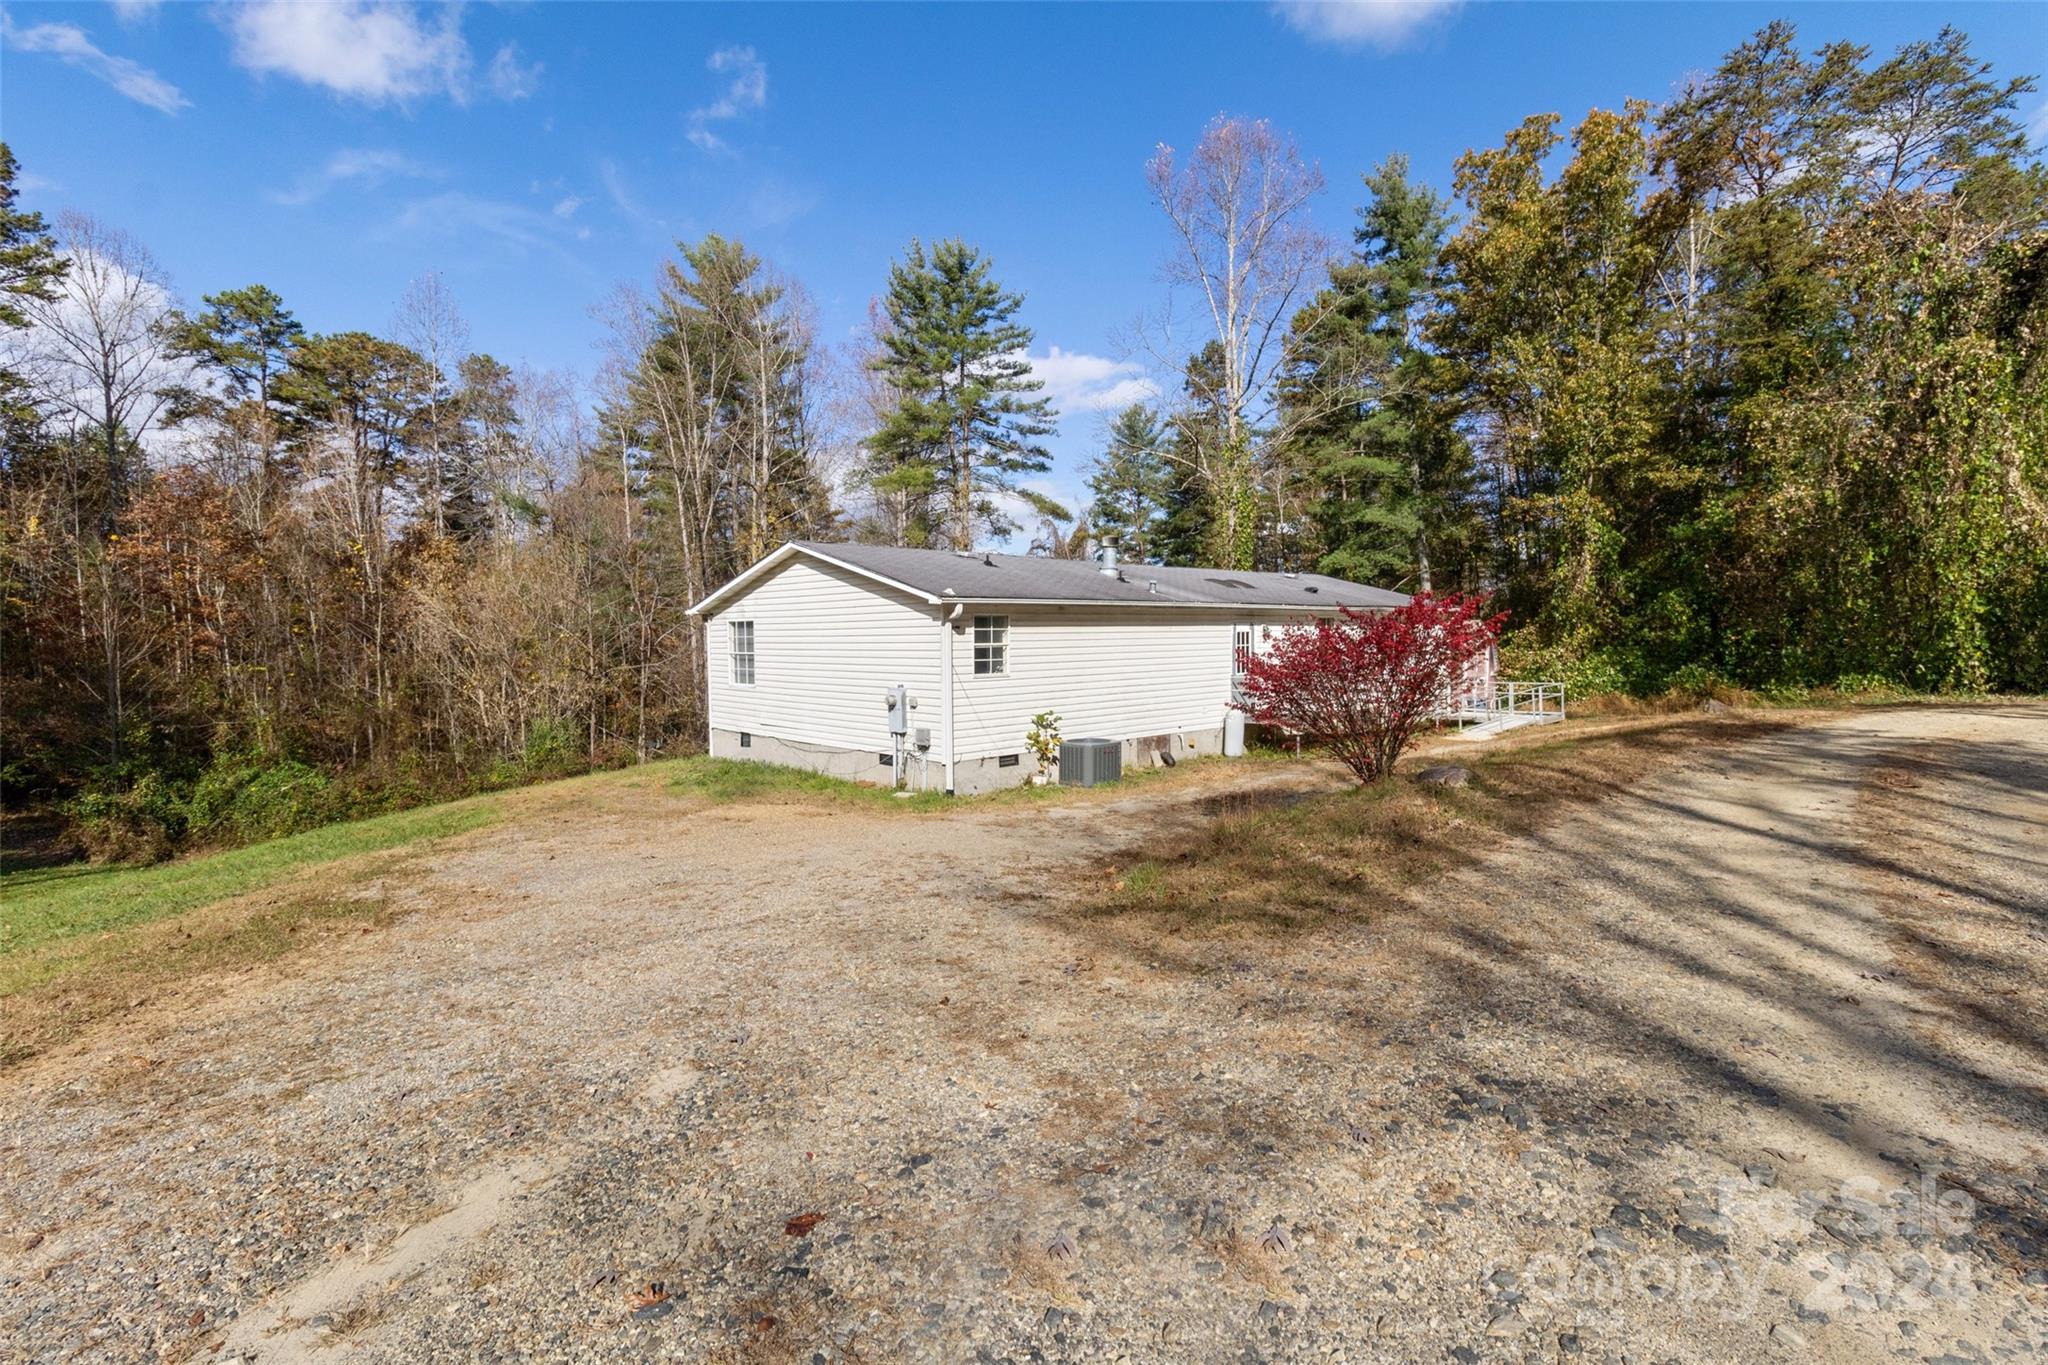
1415,764,1473,788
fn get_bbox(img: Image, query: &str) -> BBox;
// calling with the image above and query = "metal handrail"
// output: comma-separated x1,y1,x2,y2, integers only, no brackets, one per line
1443,679,1566,726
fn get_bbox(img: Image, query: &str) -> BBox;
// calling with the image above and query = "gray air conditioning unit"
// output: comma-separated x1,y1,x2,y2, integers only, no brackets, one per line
1058,737,1122,787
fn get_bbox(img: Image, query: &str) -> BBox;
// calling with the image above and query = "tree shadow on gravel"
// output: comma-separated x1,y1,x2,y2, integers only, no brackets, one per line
1050,706,2048,1289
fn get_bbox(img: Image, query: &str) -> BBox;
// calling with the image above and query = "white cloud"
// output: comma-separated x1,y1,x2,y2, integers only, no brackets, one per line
598,157,661,231
1016,347,1159,414
2028,96,2048,147
110,0,162,23
551,194,582,218
744,175,816,227
269,148,437,206
687,45,768,152
220,1,528,105
486,43,540,101
1273,0,1461,52
391,191,587,270
2,15,188,113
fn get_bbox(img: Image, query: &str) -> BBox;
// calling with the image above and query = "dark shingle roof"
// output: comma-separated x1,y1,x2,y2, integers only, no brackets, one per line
781,540,1407,611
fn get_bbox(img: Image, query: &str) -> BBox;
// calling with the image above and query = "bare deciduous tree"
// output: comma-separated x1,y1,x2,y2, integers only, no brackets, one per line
6,212,185,508
394,271,469,536
1144,116,1330,567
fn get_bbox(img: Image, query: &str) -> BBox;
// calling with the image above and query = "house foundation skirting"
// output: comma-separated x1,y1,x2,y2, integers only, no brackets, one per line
710,725,1229,795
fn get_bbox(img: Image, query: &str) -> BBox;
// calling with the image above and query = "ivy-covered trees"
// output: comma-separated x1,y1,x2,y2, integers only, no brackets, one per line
1275,21,2047,694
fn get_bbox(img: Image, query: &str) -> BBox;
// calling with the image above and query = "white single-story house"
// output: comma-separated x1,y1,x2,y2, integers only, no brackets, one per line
684,540,1414,795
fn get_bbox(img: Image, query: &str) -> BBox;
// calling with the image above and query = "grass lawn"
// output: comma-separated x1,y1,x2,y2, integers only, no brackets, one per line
0,798,509,1064
0,800,504,964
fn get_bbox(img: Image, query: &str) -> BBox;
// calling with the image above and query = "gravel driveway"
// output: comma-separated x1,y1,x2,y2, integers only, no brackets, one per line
2,706,2043,1363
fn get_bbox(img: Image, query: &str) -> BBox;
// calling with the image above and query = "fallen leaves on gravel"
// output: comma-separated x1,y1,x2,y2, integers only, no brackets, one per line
625,1282,668,1309
783,1211,826,1237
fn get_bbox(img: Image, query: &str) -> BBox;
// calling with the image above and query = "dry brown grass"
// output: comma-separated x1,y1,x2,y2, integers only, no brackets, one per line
0,845,449,1069
1077,711,1791,940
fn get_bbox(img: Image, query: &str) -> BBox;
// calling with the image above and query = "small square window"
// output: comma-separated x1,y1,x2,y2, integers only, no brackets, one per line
973,615,1007,675
738,731,751,749
730,620,755,685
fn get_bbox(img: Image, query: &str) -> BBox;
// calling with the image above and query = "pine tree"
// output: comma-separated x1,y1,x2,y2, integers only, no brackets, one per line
0,144,66,438
1086,404,1171,562
0,144,64,331
450,353,518,544
163,285,305,511
867,238,1061,549
1282,156,1465,588
1153,344,1227,566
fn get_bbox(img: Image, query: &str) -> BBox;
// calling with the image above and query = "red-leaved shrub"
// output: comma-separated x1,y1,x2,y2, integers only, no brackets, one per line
1236,593,1506,784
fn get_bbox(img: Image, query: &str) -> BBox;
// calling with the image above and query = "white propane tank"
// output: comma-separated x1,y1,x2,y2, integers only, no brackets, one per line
1223,707,1246,757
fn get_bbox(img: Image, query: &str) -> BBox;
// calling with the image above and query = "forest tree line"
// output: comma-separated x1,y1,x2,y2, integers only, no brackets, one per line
2,20,2043,858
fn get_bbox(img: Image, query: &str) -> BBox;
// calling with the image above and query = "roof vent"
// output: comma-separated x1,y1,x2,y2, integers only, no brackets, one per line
1147,579,1158,594
1096,543,1120,575
983,552,995,567
1282,571,1298,579
1303,584,1319,593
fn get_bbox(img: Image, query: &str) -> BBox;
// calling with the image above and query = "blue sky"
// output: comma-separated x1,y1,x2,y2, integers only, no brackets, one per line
5,1,2045,519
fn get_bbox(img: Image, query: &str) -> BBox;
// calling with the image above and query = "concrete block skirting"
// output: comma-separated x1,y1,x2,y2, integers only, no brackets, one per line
711,725,1229,796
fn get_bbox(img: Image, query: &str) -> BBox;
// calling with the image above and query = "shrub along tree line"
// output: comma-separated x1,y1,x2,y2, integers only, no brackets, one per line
1,20,2041,860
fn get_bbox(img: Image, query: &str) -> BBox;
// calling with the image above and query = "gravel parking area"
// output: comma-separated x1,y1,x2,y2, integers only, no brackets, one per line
2,706,2044,1363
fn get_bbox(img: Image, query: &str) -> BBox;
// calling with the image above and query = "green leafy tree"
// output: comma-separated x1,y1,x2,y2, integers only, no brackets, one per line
1433,104,1664,650
867,238,1061,548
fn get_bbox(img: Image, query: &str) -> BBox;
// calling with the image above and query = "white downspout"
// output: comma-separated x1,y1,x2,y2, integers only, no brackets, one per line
940,602,961,795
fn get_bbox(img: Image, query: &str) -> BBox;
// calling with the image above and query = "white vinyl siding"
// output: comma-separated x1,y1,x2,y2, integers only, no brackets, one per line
947,607,1325,763
706,558,939,752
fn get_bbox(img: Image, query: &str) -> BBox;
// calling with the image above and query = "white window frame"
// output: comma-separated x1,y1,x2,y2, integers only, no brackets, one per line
730,619,756,685
972,615,1008,676
1232,623,1254,680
